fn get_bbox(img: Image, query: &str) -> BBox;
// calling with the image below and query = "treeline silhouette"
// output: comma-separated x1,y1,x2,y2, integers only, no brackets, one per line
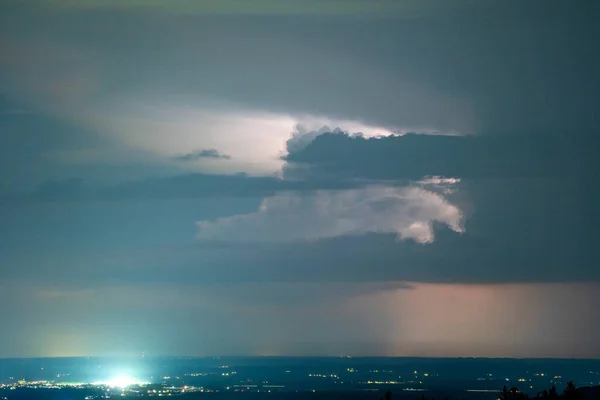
499,381,591,400
382,381,600,400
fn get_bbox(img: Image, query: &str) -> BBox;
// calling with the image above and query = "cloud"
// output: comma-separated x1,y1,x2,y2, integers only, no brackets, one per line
418,176,461,186
285,124,408,154
286,125,346,154
1,0,599,289
197,185,464,244
3,174,600,288
21,172,365,203
0,108,31,116
285,132,595,180
24,0,485,17
175,148,232,161
3,0,599,159
1,10,481,179
87,105,411,177
417,176,462,195
2,0,600,359
8,124,597,286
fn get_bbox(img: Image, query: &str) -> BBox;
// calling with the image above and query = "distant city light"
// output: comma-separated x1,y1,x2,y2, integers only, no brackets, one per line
93,376,148,388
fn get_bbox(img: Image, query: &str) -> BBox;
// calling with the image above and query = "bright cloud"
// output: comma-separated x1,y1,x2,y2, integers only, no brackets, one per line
197,185,464,244
65,99,411,175
1,27,474,178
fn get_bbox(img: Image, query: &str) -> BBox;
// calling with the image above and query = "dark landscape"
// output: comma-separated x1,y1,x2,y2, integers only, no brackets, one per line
2,357,600,400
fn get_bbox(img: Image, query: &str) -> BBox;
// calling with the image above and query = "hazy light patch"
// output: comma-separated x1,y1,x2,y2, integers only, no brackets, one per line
94,376,148,388
386,283,600,358
71,99,432,176
1,33,476,176
416,176,462,195
0,38,456,174
4,283,600,357
418,176,462,185
197,185,464,244
89,103,295,175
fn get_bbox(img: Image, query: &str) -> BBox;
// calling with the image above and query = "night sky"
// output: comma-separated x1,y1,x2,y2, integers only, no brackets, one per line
1,0,599,358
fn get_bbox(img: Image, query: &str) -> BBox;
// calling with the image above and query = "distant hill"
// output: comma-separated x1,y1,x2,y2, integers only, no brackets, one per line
577,386,600,400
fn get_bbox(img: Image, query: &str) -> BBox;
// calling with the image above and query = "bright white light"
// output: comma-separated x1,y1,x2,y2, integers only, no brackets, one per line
93,376,147,388
109,376,137,388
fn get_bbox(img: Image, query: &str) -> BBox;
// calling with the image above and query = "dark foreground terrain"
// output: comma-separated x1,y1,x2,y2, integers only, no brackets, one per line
1,357,599,400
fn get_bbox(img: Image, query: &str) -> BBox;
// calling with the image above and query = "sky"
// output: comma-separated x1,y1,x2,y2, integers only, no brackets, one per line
1,0,599,358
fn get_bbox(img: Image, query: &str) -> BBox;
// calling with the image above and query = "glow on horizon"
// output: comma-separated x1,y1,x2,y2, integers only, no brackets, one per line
93,376,148,388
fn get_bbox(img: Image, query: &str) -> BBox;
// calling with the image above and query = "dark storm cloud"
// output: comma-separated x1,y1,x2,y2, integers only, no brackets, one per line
0,97,185,193
1,0,600,358
285,132,596,180
4,219,599,288
24,127,596,202
21,172,366,203
175,148,231,161
7,128,598,286
3,175,598,287
3,0,598,139
10,0,478,16
279,132,599,284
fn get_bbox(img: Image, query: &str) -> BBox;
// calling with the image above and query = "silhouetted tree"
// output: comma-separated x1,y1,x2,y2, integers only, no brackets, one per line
500,386,529,400
537,385,559,399
563,381,583,400
564,382,577,394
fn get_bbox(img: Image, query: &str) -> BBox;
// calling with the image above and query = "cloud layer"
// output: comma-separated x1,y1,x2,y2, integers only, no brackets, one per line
1,0,600,358
285,132,595,180
23,0,486,17
175,148,232,161
197,185,463,244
